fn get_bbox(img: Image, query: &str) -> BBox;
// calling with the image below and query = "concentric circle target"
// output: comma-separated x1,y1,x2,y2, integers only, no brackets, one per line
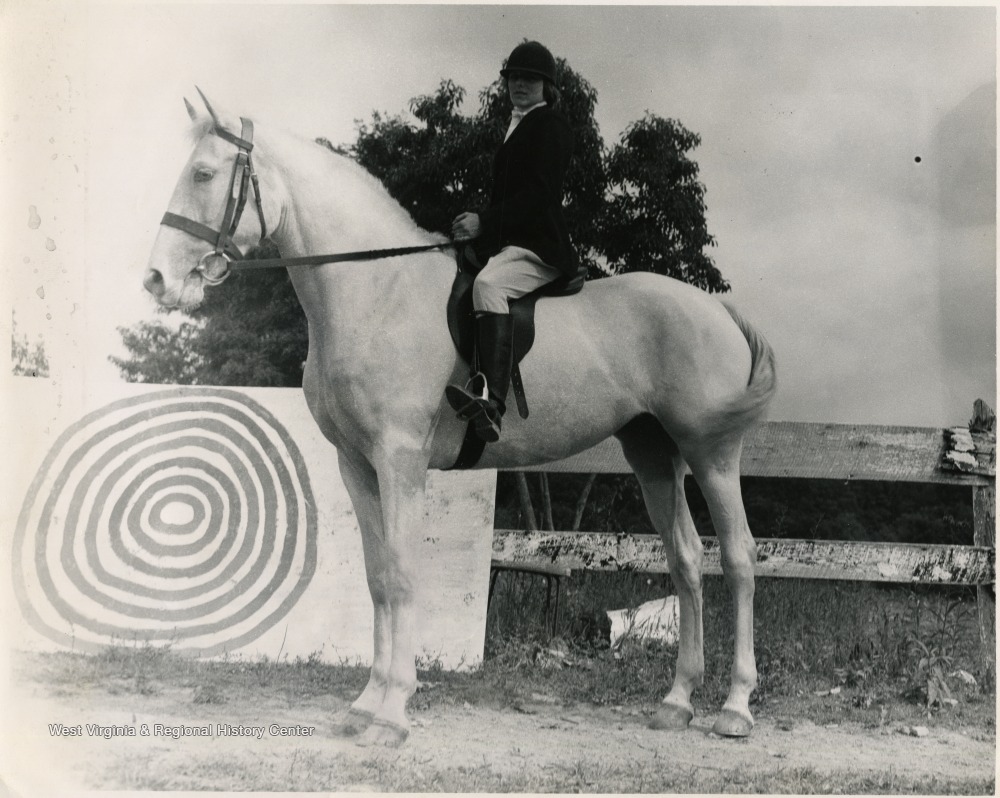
12,388,318,655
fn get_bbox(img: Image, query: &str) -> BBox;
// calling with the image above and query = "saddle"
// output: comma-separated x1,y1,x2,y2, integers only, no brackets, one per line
445,247,586,469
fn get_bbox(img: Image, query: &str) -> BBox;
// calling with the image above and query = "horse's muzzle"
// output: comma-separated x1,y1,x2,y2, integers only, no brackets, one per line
143,267,167,299
142,265,205,309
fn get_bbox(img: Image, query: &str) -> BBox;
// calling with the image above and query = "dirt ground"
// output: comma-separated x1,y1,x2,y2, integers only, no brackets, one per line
2,664,995,795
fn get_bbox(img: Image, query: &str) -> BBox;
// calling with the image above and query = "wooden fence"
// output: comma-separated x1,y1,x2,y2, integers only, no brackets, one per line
492,402,996,667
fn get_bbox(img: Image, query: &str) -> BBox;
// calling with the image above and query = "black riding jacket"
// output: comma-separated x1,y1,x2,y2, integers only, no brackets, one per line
475,106,577,276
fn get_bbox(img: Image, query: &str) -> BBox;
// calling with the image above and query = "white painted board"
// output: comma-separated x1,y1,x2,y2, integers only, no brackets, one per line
1,379,496,669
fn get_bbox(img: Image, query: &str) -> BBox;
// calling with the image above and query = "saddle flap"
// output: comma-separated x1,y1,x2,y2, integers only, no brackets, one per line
446,248,585,366
446,268,478,364
444,252,586,470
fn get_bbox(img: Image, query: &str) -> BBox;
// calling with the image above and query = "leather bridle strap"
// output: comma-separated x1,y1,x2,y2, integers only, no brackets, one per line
160,117,452,278
160,212,245,260
160,117,265,264
230,242,451,270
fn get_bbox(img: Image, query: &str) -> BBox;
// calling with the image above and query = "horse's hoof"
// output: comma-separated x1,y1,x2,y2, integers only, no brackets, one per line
712,708,754,737
331,708,374,737
356,718,409,748
650,702,694,731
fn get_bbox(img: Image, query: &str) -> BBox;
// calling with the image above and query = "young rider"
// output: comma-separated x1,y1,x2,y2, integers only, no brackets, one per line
447,41,578,443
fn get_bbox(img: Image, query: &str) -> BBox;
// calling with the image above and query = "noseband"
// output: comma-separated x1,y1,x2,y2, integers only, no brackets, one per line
160,118,268,285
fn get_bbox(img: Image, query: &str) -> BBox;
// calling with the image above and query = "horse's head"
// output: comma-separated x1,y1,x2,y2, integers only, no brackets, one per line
144,90,271,309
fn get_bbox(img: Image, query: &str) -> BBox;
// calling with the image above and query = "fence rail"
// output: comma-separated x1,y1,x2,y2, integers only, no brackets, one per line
492,531,995,586
515,420,994,485
493,403,996,666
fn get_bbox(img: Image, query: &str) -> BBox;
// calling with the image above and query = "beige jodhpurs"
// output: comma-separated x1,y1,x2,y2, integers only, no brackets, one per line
472,246,563,314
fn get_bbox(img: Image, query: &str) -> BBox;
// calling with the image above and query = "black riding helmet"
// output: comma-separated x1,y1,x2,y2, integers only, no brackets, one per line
500,41,557,83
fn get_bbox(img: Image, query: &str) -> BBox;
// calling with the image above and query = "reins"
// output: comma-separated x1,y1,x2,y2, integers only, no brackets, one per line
160,117,452,285
229,242,452,271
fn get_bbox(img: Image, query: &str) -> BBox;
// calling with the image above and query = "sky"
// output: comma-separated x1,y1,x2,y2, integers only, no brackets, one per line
1,2,995,428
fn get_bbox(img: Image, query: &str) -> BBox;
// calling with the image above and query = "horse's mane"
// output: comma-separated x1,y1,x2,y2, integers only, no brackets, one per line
310,140,439,239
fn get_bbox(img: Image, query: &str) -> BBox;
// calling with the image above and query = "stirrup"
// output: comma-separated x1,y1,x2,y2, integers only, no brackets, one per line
473,401,502,443
445,372,490,421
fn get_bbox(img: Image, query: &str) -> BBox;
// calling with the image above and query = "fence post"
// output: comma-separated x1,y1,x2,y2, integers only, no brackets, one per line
973,484,995,677
970,400,996,679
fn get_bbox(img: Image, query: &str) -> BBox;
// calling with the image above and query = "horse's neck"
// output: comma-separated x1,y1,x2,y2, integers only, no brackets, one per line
266,133,436,254
264,132,452,326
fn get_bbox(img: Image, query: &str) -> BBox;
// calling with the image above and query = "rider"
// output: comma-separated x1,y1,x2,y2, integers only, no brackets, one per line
447,41,578,443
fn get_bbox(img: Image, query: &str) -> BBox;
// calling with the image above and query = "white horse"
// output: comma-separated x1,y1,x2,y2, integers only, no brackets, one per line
144,92,777,746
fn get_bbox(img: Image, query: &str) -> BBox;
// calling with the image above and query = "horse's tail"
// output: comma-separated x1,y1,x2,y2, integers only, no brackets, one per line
714,302,777,439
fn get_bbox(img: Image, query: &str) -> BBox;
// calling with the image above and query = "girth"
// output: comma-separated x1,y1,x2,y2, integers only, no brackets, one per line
445,247,585,469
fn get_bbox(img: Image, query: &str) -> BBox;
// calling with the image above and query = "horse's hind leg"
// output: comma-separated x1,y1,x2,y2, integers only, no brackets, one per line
616,418,705,730
687,442,758,737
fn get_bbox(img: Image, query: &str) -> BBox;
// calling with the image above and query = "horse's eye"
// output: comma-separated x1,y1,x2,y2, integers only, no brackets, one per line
194,168,215,183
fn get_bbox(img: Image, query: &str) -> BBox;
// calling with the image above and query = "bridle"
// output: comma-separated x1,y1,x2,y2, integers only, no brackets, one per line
161,118,269,286
160,118,450,286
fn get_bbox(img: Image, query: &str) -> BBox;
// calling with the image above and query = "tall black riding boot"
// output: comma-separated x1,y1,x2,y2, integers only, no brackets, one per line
445,312,514,443
473,311,514,442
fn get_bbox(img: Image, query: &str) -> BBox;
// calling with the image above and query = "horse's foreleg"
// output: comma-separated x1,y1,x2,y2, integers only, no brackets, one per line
334,453,391,736
355,445,428,748
692,456,758,738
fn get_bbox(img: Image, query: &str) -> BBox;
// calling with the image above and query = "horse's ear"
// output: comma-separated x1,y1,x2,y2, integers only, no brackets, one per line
184,97,198,121
195,86,221,127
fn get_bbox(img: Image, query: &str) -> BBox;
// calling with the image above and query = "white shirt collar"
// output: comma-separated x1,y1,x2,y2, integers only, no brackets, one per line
511,100,547,122
505,101,547,142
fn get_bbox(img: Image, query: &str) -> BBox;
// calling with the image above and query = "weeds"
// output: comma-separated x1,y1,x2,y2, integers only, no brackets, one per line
905,640,955,709
106,748,997,794
12,575,994,794
21,578,988,727
95,641,177,695
482,571,992,722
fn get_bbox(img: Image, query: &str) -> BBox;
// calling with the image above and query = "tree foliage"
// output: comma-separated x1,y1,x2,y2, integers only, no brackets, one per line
110,319,203,384
495,472,975,547
352,62,610,277
115,54,724,386
352,80,489,237
599,115,727,291
11,311,50,378
112,269,308,386
184,267,308,386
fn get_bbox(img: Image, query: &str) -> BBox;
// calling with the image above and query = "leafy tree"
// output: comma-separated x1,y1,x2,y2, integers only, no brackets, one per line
599,115,727,291
111,268,307,386
352,80,488,237
11,311,49,378
118,55,722,386
348,60,724,529
351,67,724,291
117,54,719,541
352,61,608,277
181,267,308,386
114,54,727,528
110,318,203,384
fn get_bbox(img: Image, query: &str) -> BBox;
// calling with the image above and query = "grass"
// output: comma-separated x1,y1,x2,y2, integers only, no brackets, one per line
482,571,994,721
29,643,372,708
12,577,995,794
24,577,993,727
107,752,995,794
